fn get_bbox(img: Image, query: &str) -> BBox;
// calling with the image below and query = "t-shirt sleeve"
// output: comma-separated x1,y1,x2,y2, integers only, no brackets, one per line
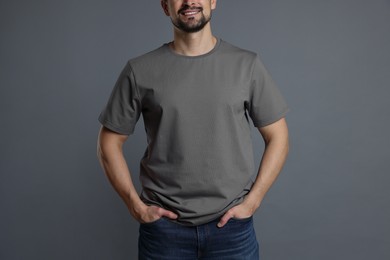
98,62,141,135
246,55,289,127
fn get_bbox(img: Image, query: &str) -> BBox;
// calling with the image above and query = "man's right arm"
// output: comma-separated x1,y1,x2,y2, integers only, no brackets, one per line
97,126,178,223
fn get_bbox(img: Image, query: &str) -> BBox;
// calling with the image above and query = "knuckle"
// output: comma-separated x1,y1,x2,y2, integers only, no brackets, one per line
156,207,164,215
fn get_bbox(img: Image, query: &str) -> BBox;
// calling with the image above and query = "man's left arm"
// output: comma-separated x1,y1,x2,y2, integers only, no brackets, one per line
218,118,289,227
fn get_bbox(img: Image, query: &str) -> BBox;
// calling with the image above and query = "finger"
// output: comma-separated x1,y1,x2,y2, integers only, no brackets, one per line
159,208,178,219
217,212,232,228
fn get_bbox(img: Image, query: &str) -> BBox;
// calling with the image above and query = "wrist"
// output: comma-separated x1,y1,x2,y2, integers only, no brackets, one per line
244,193,262,212
126,191,145,213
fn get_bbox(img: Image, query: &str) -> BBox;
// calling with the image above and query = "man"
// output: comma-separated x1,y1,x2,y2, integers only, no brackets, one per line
97,0,289,259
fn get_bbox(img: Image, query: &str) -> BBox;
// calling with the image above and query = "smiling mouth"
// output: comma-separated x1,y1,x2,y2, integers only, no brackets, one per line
182,10,200,16
179,7,202,16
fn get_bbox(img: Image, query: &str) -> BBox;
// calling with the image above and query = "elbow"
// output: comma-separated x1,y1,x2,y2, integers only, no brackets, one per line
281,128,290,157
96,126,127,164
285,137,290,157
96,139,107,165
96,129,109,163
97,142,104,161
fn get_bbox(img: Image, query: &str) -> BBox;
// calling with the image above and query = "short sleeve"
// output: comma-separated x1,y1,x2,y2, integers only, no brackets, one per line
98,62,141,135
247,55,289,127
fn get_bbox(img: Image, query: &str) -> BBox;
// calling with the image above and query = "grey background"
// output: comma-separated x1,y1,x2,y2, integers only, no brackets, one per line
1,0,389,259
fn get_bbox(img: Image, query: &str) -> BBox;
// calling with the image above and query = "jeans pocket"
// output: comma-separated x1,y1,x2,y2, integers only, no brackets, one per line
231,216,253,223
140,217,165,226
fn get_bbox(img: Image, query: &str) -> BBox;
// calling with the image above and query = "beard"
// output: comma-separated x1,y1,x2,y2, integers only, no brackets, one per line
171,8,212,33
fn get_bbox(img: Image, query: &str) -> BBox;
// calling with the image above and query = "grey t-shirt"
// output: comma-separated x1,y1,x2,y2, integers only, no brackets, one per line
99,39,288,226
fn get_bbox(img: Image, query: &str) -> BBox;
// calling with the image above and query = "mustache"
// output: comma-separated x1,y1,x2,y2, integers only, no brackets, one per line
178,5,203,14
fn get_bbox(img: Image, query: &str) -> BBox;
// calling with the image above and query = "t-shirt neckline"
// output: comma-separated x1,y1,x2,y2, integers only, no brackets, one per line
164,38,221,59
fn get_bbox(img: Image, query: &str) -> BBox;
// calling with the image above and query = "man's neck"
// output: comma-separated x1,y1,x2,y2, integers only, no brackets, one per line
170,25,217,56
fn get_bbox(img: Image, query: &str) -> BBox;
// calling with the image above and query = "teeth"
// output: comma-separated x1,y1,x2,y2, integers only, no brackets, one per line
182,10,200,16
186,12,197,15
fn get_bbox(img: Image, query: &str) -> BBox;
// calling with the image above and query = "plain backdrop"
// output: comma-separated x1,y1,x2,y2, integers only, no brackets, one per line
1,0,389,259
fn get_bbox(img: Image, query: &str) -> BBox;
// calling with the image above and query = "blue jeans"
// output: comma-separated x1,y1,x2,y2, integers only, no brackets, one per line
138,217,259,260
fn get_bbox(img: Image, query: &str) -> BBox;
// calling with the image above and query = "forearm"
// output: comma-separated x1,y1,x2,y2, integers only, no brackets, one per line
97,127,178,223
217,119,289,227
243,118,289,211
245,133,289,209
97,128,144,212
98,148,141,207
